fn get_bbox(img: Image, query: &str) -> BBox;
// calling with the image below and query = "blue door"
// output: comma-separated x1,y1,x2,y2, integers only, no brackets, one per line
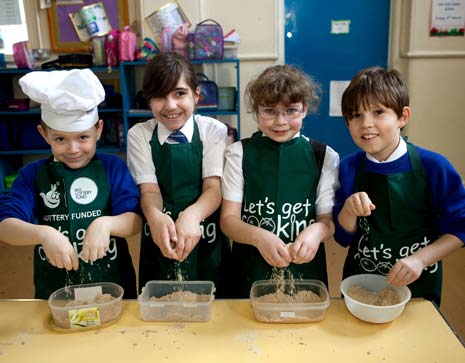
285,0,391,157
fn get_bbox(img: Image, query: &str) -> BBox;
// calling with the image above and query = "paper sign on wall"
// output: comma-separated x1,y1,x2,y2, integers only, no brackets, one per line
430,0,465,36
331,20,350,34
329,81,350,117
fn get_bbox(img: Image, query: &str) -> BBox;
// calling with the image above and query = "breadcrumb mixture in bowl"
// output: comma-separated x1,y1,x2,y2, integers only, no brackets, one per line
340,274,411,324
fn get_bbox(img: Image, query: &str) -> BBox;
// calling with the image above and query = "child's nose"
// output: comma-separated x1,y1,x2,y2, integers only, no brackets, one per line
68,141,79,153
361,115,373,127
275,112,287,124
164,96,177,109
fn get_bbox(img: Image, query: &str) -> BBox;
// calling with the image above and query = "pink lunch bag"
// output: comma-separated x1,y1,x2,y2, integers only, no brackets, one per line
119,25,137,62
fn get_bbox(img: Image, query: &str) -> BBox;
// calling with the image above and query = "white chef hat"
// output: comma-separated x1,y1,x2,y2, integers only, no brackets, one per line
19,69,105,132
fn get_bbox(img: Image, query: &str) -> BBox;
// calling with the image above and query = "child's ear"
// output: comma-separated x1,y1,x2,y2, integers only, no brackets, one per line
37,124,51,145
302,105,309,118
95,119,104,140
399,106,411,128
193,87,200,105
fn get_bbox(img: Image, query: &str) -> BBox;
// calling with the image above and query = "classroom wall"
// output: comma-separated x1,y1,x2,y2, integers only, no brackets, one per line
137,0,284,138
22,0,465,180
390,0,465,179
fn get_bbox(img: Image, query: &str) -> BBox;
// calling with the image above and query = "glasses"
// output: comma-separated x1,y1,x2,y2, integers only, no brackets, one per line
258,107,304,120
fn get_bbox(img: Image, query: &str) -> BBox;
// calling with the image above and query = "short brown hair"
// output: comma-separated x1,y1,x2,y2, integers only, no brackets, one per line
245,64,321,114
341,67,409,121
143,52,199,102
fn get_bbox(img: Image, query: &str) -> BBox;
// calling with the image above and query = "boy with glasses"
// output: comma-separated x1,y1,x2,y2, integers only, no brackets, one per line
220,65,340,297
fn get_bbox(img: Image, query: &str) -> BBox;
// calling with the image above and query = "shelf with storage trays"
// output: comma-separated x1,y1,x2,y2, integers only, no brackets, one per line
0,58,241,193
0,66,125,193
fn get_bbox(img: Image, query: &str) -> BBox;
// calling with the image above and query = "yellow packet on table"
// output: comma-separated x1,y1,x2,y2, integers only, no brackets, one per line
68,307,101,328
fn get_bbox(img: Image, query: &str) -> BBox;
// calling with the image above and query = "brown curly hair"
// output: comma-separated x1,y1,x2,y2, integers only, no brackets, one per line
245,64,321,114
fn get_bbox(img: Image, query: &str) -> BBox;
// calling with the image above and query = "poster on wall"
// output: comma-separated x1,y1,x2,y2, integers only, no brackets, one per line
430,0,465,36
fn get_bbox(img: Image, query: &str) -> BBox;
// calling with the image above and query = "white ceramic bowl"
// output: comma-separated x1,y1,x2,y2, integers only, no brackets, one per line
340,274,411,323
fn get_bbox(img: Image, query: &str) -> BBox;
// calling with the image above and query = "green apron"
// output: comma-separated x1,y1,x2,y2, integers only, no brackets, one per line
229,132,328,298
138,119,229,296
34,157,136,299
343,142,442,305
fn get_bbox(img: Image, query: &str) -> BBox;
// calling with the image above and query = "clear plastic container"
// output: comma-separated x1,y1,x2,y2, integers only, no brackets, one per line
223,45,238,59
139,280,215,322
48,282,124,329
218,87,236,110
250,279,330,323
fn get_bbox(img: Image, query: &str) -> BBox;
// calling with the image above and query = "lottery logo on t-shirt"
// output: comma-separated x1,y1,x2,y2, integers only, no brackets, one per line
39,183,61,209
70,177,98,205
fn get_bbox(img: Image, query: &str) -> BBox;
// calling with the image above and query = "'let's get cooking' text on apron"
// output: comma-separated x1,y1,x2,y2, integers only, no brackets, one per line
138,119,229,295
229,132,328,298
343,142,442,305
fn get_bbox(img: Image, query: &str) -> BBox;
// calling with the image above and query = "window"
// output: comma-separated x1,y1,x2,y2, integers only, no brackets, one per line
0,0,28,55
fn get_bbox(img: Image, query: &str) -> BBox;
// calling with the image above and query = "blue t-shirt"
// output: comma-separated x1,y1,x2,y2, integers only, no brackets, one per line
0,153,141,223
333,144,465,246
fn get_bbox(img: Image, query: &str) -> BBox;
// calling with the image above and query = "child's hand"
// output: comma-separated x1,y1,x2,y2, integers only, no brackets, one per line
82,217,111,262
387,256,424,286
41,226,79,271
343,192,376,217
289,229,321,264
175,210,202,261
148,213,178,260
255,231,292,268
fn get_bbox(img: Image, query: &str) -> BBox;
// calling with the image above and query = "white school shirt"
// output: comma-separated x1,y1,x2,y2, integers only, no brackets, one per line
127,114,228,185
222,133,340,216
366,137,407,163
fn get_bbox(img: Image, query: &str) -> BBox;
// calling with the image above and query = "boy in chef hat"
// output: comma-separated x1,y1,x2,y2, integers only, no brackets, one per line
0,69,141,299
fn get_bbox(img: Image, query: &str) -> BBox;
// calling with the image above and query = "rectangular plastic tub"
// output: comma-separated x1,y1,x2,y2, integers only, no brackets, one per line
139,280,215,322
223,45,238,59
250,279,330,323
48,282,124,330
218,87,236,110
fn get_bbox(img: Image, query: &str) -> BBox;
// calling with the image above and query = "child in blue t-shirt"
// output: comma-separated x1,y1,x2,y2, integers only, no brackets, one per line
0,69,141,299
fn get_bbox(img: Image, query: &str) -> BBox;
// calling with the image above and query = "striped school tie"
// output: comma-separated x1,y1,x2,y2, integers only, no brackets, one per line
168,130,188,144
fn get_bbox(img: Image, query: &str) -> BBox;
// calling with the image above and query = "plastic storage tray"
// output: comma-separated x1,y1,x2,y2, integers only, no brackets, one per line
48,282,124,330
250,279,330,323
139,280,215,322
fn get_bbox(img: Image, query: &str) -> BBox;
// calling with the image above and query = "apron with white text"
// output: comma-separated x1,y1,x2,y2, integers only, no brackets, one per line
343,142,442,305
34,157,136,299
138,120,229,295
229,132,328,298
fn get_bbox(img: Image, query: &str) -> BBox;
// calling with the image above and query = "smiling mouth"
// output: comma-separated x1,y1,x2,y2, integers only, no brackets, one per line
362,134,378,140
162,112,182,119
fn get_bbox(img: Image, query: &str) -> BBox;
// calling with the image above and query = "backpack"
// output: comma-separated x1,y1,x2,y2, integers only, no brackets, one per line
196,73,219,111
